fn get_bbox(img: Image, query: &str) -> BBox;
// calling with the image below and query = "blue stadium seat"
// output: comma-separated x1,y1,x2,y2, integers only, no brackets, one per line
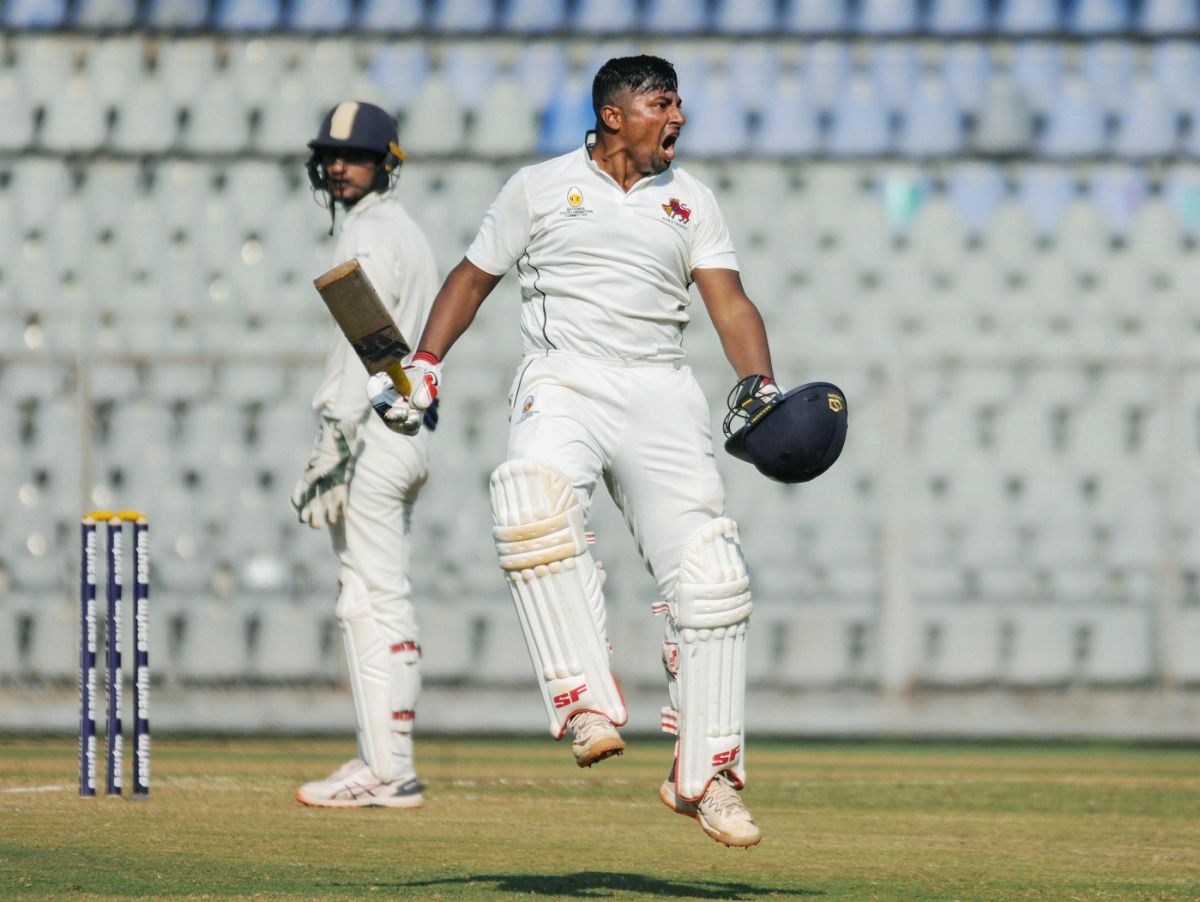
926,0,989,33
782,0,851,33
1090,165,1150,236
757,79,821,157
498,0,567,33
538,78,593,155
729,46,781,112
442,44,500,111
368,45,430,109
679,77,751,156
712,0,777,33
72,0,138,28
428,0,496,32
1010,42,1065,114
286,0,353,30
573,0,636,31
868,43,920,113
357,0,423,30
897,77,964,158
1138,0,1200,33
212,0,280,31
1067,0,1132,32
996,0,1062,33
1183,100,1200,158
1080,41,1135,113
1112,79,1179,158
803,41,853,111
947,163,1007,239
856,0,919,33
144,0,208,27
643,0,708,33
940,42,991,114
3,0,65,27
1037,78,1108,158
828,76,891,156
1151,41,1200,111
514,44,569,110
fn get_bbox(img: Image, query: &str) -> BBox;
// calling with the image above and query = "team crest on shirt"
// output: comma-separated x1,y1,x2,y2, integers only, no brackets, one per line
516,394,539,423
560,185,593,219
661,197,691,226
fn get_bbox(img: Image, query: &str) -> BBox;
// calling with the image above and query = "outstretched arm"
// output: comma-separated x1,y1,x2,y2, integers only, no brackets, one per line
416,257,503,360
692,267,774,382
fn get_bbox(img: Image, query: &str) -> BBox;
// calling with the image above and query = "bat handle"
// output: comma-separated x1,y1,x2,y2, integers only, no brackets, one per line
386,363,413,398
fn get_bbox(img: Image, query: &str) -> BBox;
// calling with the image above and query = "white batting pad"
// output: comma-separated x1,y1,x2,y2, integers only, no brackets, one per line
490,459,627,737
336,569,401,783
671,517,752,801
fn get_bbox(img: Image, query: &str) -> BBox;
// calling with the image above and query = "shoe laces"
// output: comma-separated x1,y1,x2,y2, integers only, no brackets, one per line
701,772,751,819
572,712,610,743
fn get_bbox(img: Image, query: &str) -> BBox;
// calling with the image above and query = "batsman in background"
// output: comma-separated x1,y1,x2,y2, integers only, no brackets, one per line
290,101,437,808
370,55,777,846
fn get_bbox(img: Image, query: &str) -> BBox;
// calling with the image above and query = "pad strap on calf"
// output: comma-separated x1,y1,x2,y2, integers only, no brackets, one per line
490,460,627,738
671,517,752,802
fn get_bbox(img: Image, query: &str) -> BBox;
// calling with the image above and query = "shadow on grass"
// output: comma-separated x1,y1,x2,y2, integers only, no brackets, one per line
353,871,823,898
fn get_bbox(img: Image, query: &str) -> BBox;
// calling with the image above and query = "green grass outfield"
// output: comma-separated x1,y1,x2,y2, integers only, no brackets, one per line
1,735,1197,900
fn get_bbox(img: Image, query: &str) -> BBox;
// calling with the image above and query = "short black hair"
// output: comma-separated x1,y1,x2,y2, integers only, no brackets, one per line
591,55,678,120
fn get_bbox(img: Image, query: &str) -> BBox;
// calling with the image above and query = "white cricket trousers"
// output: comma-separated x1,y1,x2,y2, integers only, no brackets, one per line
330,416,428,645
506,351,727,598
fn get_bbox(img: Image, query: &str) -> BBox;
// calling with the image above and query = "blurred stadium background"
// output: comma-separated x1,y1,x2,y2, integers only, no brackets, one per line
1,0,1199,741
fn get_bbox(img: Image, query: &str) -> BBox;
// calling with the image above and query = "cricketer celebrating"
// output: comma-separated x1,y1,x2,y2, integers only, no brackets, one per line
372,56,778,846
290,101,437,808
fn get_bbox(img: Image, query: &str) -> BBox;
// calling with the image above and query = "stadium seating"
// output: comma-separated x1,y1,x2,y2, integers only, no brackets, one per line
0,18,1197,707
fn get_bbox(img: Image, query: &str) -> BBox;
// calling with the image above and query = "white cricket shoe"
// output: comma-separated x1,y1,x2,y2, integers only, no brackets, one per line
569,712,626,768
296,758,424,809
659,770,762,847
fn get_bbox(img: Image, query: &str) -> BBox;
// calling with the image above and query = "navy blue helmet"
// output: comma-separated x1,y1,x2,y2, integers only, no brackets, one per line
306,101,405,193
723,378,847,484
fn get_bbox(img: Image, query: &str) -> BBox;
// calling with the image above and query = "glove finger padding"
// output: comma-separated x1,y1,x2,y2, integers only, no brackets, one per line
292,417,358,527
322,481,349,526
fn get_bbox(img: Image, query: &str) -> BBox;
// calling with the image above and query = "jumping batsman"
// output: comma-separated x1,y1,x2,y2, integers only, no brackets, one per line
291,101,437,808
371,56,777,846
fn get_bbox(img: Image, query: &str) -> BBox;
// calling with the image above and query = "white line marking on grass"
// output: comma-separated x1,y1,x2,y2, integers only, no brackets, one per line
1,785,64,794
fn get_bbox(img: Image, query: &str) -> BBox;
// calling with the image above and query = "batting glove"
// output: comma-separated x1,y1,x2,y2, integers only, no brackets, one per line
290,416,359,529
367,372,423,435
366,352,442,435
405,351,441,410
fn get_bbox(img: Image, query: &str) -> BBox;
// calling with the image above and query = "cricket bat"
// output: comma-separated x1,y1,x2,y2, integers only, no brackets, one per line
313,259,413,397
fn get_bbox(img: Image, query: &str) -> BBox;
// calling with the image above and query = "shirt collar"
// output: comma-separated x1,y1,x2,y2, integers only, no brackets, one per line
342,187,388,225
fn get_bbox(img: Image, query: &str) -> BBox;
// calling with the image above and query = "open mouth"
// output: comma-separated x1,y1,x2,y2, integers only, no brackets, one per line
661,132,678,161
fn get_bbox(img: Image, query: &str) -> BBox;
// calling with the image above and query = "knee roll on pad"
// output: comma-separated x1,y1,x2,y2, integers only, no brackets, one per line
670,517,752,801
490,459,627,737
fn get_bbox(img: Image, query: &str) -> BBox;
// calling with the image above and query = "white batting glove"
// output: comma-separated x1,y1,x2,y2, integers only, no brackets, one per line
366,352,442,434
367,372,423,435
290,416,359,529
405,351,442,410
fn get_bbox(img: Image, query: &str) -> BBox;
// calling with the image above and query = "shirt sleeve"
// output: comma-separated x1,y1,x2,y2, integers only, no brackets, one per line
688,184,740,272
465,168,533,276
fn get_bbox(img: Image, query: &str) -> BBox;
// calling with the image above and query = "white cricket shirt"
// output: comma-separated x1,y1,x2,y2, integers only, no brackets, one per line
466,138,739,364
312,188,439,421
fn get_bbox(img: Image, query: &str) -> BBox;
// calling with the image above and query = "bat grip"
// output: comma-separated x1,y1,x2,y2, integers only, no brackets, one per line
386,363,413,398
